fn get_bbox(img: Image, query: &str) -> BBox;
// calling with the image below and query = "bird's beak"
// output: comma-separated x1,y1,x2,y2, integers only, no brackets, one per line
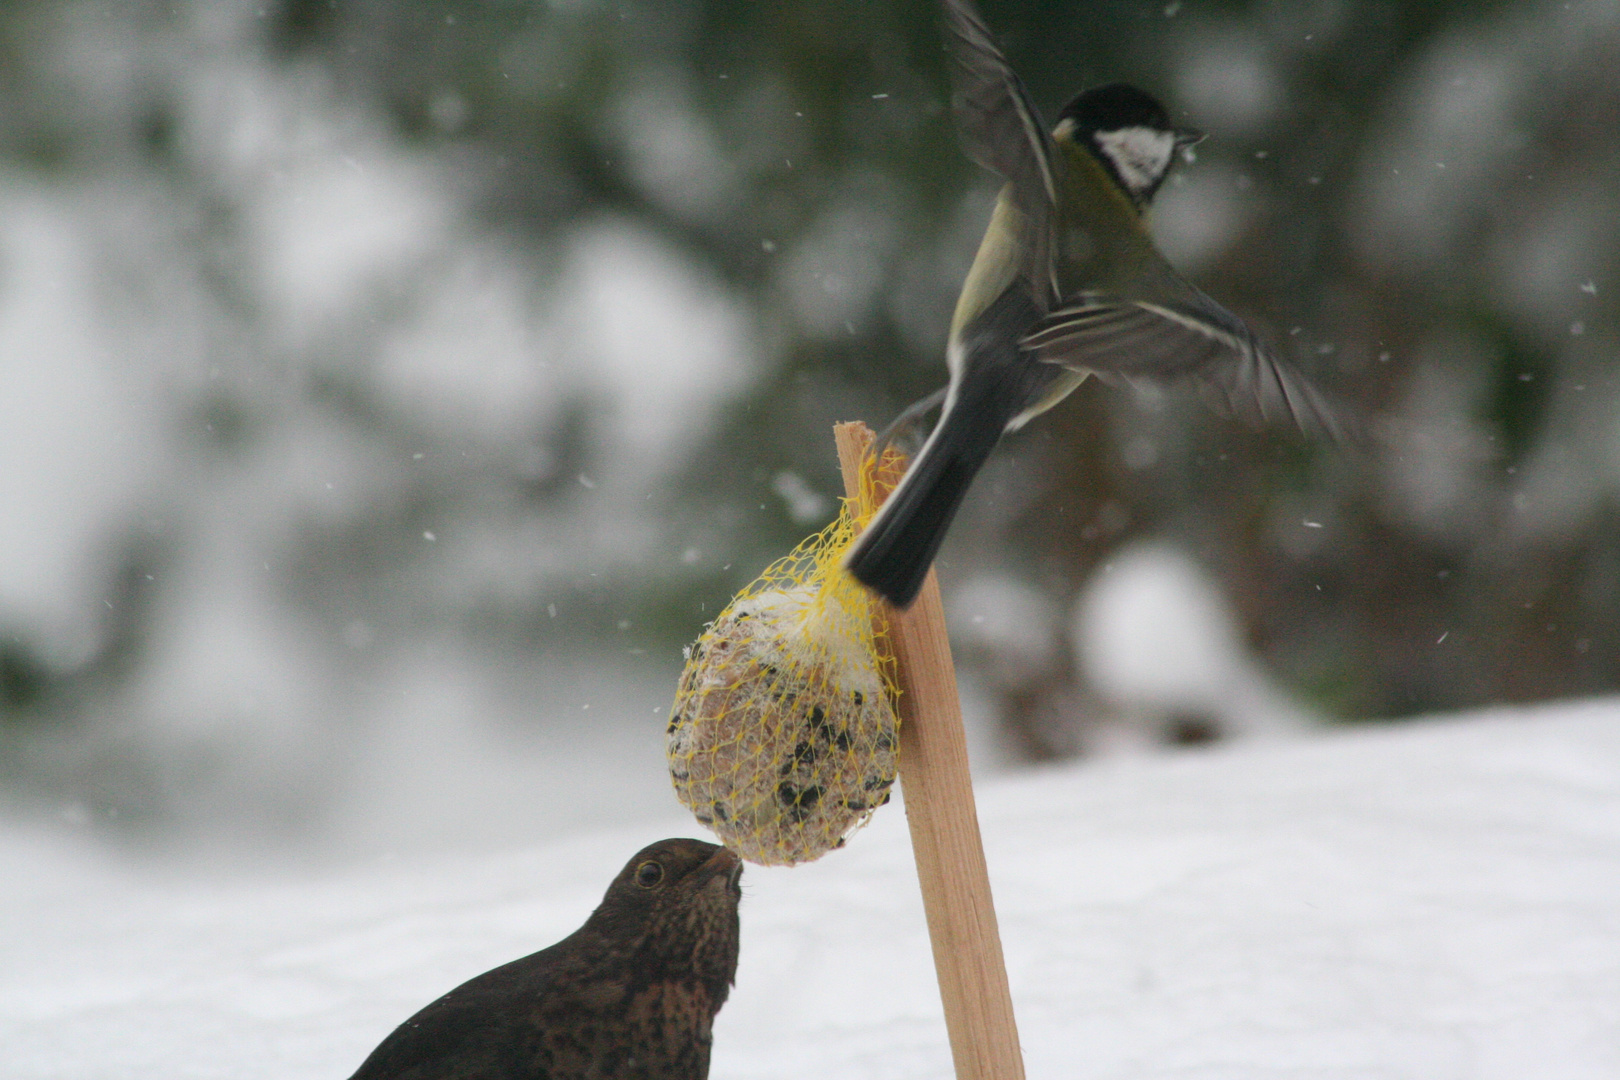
702,847,744,896
1174,126,1206,148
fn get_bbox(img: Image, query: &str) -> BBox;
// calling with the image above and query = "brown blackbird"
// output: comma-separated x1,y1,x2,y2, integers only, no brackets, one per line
348,838,743,1080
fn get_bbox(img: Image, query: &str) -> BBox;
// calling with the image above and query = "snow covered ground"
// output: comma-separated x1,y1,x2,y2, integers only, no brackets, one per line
6,697,1619,1079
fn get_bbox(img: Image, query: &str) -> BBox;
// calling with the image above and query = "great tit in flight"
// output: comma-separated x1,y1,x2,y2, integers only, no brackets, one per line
845,0,1340,608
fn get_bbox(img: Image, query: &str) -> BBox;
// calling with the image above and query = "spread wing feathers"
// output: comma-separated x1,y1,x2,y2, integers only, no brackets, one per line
941,0,1054,203
1022,293,1346,440
940,0,1056,299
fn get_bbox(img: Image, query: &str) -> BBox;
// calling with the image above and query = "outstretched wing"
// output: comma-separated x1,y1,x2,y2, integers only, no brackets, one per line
941,0,1056,302
1022,290,1346,439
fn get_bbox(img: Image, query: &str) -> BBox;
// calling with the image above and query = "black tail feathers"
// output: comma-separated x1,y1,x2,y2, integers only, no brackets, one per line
844,399,1006,608
849,280,1048,607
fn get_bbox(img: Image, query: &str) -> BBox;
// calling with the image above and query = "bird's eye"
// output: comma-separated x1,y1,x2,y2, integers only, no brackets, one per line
634,860,664,888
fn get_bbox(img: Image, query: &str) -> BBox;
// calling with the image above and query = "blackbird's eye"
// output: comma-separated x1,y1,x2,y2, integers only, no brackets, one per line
634,860,664,888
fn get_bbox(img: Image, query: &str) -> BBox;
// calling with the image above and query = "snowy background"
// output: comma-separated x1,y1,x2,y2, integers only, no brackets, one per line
3,1,1620,1075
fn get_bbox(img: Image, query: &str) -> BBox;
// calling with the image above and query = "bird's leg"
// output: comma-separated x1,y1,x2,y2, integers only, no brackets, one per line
871,386,947,465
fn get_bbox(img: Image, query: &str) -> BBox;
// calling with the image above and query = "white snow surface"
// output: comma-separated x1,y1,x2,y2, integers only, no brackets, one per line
6,698,1620,1079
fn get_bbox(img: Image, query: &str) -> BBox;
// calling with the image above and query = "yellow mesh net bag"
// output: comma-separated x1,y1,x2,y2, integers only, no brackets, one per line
666,467,899,866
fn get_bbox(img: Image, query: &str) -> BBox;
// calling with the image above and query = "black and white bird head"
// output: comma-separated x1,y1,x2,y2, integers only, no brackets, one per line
1055,83,1204,206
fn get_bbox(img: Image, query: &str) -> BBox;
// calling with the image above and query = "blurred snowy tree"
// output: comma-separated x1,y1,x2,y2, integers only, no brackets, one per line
0,0,1616,845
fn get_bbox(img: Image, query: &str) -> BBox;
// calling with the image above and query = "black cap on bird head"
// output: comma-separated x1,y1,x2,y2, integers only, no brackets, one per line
1057,82,1203,206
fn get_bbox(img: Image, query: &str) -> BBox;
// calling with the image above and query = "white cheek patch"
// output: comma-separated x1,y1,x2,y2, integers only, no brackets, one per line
1094,126,1177,200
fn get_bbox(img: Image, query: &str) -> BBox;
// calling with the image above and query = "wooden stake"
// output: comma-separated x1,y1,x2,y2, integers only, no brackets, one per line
833,421,1025,1080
